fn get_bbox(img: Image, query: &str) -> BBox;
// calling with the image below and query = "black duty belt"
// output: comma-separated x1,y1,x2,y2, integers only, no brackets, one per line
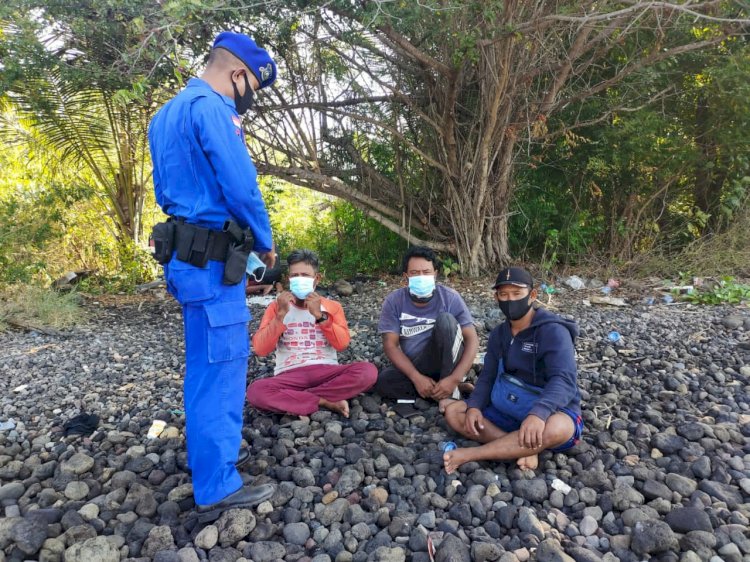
174,222,233,263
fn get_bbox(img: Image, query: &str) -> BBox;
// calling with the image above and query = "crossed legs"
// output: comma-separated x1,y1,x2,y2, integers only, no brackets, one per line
442,400,575,473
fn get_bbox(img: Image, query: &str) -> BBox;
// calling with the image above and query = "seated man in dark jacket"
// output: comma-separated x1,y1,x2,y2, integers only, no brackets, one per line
443,267,583,473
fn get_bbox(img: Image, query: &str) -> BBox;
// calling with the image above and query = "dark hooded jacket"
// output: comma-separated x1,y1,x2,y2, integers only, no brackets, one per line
466,307,581,421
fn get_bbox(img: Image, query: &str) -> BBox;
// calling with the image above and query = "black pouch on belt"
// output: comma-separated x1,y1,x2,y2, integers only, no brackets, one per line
187,227,214,268
175,224,194,262
149,221,176,265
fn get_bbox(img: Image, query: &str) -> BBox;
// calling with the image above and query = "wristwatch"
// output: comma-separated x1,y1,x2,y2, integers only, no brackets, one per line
315,312,329,324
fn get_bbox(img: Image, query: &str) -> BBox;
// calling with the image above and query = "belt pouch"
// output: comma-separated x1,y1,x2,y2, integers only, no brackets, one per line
176,224,194,262
149,221,175,265
188,228,213,268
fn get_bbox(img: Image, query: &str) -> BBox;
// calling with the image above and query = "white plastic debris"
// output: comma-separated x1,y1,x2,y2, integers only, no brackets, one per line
246,295,275,306
590,296,628,307
13,384,28,393
563,276,586,290
551,478,572,495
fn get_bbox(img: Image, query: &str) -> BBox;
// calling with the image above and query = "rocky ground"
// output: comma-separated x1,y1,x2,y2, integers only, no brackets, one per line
0,277,749,562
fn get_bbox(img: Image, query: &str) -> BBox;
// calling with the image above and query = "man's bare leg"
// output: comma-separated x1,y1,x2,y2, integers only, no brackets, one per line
438,398,457,414
444,400,507,443
443,407,575,473
319,397,350,418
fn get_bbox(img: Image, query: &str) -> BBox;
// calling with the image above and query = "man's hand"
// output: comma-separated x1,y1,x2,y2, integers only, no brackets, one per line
259,245,276,269
464,407,485,437
412,374,436,399
305,292,323,319
518,415,546,449
276,291,295,320
430,377,458,401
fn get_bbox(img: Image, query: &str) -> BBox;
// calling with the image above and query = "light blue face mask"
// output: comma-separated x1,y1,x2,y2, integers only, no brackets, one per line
408,274,436,298
246,252,267,282
289,276,315,300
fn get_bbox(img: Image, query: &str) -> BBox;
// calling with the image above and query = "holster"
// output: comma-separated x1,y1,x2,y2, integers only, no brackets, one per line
222,220,254,285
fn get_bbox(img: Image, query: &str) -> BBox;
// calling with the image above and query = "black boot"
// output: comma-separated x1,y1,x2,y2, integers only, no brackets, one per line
196,483,275,524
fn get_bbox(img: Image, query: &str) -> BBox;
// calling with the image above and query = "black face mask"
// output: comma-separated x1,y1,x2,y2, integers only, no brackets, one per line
498,296,532,321
232,72,255,115
408,293,434,304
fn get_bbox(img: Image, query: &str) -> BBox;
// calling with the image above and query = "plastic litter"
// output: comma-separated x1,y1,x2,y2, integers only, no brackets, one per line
590,296,628,307
662,294,674,304
607,278,620,289
246,295,275,306
63,413,99,437
146,420,167,439
0,419,16,431
563,276,586,290
439,441,457,452
672,285,694,295
600,286,612,295
643,296,655,305
607,331,621,344
551,478,572,494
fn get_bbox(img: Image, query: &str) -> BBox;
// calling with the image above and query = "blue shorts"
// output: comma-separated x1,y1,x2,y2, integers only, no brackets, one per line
481,405,584,452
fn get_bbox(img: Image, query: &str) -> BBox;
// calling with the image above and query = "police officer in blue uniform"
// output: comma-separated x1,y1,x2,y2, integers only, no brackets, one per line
148,31,277,522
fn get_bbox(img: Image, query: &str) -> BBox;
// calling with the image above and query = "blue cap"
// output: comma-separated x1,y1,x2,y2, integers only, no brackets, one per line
213,31,277,89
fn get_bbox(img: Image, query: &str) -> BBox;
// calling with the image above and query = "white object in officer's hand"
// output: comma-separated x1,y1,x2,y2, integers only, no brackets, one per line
246,251,267,282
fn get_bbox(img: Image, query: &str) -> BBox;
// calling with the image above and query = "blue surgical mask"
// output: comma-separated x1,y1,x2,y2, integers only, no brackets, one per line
289,276,315,300
246,252,266,282
408,275,435,298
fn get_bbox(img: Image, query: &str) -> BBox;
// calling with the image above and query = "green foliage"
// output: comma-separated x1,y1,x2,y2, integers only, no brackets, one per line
441,257,461,277
77,241,157,294
511,41,750,267
1,0,749,285
682,276,750,305
260,179,405,279
0,285,83,331
307,200,405,280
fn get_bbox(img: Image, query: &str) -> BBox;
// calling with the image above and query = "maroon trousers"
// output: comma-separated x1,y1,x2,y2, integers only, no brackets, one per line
247,362,377,416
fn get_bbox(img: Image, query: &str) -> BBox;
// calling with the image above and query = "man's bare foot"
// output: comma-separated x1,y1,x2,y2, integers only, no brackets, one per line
319,398,350,418
517,454,539,471
443,448,474,474
458,382,475,396
438,398,457,414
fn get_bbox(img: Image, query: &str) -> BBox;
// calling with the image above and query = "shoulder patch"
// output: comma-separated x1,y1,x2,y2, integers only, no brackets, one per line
232,115,242,127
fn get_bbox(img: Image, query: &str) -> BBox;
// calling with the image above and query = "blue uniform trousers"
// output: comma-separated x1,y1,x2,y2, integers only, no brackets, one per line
165,256,250,505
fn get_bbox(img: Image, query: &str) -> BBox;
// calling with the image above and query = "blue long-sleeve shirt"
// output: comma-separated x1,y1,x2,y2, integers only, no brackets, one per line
148,78,273,253
466,308,581,421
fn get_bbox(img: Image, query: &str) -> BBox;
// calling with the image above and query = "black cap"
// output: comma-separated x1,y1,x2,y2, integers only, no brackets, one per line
493,267,533,289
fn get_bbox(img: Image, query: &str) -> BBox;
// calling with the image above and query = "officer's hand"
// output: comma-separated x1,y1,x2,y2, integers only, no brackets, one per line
465,407,485,437
276,291,294,320
260,247,276,269
305,292,323,319
518,415,545,449
430,377,457,400
413,374,436,399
